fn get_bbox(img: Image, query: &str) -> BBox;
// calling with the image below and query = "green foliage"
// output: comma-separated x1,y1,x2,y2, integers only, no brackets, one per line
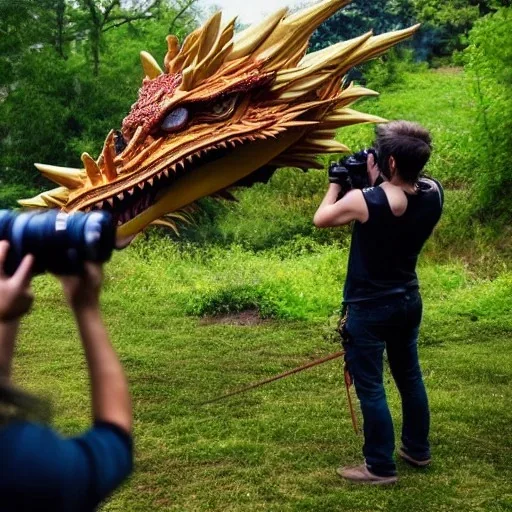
464,7,512,218
176,169,349,250
185,284,283,319
0,1,199,195
310,0,417,52
310,0,509,64
0,184,39,209
363,48,428,90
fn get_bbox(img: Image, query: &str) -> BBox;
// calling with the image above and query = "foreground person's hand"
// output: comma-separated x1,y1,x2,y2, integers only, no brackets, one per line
59,262,103,312
0,241,34,322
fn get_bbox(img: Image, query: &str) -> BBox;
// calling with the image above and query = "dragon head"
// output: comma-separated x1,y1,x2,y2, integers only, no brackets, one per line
19,0,418,244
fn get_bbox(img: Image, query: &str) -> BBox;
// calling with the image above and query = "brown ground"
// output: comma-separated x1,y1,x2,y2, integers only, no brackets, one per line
199,309,265,326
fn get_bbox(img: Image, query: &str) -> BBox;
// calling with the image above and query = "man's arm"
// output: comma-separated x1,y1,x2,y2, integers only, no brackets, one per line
313,183,369,228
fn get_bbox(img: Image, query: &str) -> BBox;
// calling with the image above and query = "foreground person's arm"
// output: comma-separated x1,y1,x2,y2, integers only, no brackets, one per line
0,241,34,379
1,261,133,511
63,263,132,434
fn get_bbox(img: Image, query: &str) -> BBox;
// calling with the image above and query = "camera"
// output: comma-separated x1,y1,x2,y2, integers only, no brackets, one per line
328,148,378,192
0,209,116,276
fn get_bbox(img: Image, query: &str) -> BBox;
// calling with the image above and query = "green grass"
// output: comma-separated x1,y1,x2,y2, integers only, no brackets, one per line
12,242,512,511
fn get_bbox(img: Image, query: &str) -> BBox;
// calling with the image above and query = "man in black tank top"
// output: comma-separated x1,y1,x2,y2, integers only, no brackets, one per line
314,121,443,484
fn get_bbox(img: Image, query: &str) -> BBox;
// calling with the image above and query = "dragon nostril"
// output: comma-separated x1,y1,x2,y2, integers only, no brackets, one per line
161,107,189,133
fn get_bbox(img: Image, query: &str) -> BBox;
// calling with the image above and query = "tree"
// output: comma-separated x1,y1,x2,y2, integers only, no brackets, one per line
0,0,201,199
310,0,416,52
411,0,511,60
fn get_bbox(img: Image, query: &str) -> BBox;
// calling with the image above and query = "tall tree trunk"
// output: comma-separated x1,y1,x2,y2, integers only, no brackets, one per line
55,0,67,59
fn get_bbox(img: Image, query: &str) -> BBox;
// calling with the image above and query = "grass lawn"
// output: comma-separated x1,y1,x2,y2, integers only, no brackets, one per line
12,243,512,511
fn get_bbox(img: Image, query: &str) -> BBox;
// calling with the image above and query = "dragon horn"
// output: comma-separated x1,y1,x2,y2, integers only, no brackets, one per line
140,51,163,79
34,163,84,189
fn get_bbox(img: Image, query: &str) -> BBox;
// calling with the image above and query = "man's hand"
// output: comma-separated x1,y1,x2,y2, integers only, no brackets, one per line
0,241,34,322
59,263,103,313
367,152,381,187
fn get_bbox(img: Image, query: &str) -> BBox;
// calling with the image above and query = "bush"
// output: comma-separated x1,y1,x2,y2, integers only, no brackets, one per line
464,7,512,218
185,284,283,319
363,48,428,90
0,183,39,209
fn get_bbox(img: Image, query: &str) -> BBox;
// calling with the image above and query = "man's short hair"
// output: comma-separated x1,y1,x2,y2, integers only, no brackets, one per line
374,121,432,184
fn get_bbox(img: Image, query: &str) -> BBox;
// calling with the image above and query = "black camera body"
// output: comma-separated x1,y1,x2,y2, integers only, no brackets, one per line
328,148,378,192
0,209,116,276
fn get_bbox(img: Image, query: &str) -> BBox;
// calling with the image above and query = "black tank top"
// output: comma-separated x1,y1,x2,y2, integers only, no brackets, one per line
343,178,443,303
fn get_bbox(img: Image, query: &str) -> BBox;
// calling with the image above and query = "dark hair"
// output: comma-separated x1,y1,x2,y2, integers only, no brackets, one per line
374,121,432,184
0,376,51,426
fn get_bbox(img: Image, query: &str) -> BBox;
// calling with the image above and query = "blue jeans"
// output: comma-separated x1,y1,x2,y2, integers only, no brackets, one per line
344,291,430,476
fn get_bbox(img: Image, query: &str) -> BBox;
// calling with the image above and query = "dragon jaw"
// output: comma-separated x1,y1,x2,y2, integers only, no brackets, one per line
19,0,419,242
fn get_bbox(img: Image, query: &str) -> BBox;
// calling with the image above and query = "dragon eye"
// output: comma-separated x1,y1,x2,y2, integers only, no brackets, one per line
161,107,189,133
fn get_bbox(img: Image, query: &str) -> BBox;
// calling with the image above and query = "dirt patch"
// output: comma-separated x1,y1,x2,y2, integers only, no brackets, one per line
433,66,463,75
199,309,265,326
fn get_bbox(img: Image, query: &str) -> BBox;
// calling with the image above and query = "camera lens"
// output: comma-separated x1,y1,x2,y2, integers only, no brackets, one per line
0,209,115,275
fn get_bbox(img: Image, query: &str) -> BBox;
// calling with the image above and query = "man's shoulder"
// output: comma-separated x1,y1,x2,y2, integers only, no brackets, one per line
418,176,444,206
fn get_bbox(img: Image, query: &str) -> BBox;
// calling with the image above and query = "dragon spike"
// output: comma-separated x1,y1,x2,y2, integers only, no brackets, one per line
34,163,84,189
255,0,352,70
167,26,202,74
299,32,371,68
18,187,70,209
140,51,163,79
187,18,236,88
340,24,421,73
151,217,179,235
100,130,118,182
299,138,350,153
164,35,180,72
336,83,379,104
323,108,387,127
196,11,223,64
227,8,288,62
180,12,231,91
81,152,102,186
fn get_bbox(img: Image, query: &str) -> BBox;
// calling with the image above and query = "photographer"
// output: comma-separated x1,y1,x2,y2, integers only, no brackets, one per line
314,121,443,485
0,241,133,510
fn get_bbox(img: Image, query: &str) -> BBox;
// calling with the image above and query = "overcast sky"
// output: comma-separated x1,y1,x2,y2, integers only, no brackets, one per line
201,0,307,25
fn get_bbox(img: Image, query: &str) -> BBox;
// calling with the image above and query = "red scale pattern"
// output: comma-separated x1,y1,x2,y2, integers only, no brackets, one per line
122,73,182,136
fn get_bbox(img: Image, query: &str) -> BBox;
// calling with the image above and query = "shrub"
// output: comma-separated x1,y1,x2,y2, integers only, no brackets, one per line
0,183,39,209
185,284,283,319
464,7,512,218
363,48,428,90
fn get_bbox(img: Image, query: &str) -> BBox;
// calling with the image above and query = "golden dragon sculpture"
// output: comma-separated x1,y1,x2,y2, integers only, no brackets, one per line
19,0,418,245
